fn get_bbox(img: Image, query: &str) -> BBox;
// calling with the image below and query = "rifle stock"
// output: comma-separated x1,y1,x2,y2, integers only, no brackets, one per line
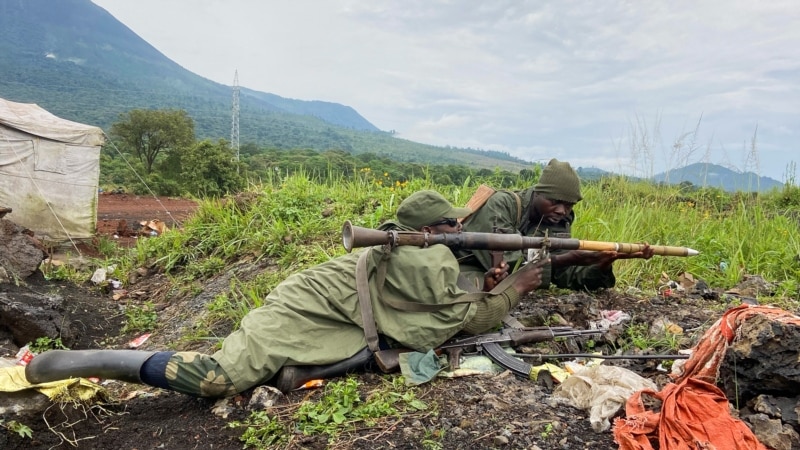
342,221,699,257
374,348,412,373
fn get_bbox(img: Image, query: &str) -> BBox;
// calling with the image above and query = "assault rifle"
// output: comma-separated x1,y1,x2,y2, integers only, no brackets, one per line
342,220,700,256
374,326,605,379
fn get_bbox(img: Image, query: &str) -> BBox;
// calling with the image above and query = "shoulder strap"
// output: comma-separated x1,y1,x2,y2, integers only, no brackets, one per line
459,184,497,222
356,250,381,352
498,190,523,225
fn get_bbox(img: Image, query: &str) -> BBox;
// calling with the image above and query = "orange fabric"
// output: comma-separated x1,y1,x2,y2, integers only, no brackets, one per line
614,378,767,450
613,304,800,450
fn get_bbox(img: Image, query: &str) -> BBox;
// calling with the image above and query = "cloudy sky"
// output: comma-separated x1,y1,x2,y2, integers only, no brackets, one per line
91,0,799,181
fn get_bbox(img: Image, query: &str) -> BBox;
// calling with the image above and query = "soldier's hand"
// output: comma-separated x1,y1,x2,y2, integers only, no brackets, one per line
615,243,655,260
596,243,655,269
512,259,547,294
483,261,509,291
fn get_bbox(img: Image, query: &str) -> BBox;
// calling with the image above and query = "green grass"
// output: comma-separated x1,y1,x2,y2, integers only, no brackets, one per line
229,377,430,448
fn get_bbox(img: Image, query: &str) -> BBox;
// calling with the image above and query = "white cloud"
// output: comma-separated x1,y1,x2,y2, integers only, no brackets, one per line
91,0,800,181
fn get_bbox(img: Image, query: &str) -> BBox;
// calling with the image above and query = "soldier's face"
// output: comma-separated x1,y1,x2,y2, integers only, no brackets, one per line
424,218,461,234
532,194,574,224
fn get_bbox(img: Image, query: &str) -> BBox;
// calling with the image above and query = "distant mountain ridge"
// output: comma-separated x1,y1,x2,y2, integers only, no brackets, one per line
0,0,530,171
575,163,782,193
651,163,783,192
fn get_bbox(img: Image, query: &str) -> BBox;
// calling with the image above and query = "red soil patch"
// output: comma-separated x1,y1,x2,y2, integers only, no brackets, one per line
94,193,198,248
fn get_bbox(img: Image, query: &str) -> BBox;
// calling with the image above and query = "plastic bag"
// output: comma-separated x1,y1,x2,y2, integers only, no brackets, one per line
552,365,657,432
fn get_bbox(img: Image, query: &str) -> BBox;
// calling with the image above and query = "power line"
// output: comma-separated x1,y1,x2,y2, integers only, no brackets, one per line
231,70,240,165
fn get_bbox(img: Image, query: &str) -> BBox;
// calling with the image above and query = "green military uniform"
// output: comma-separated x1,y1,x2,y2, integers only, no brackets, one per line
167,197,521,396
458,167,614,292
211,240,478,393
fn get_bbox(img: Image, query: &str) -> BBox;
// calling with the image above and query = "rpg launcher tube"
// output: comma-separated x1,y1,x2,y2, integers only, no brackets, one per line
342,220,699,257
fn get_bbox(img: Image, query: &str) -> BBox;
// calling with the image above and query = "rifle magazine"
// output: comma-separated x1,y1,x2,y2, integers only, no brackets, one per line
481,342,534,380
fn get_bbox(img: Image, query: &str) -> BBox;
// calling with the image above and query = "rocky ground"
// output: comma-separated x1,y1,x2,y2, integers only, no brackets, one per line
1,194,798,449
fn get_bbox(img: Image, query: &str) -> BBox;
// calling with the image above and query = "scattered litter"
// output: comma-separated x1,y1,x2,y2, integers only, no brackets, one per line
15,345,34,366
121,389,154,401
651,318,683,336
247,385,284,410
140,219,168,236
90,268,107,284
669,349,693,377
589,310,631,329
533,363,569,383
90,265,118,285
458,354,503,374
296,379,324,390
625,286,643,296
211,397,236,419
563,354,604,375
127,333,152,348
677,272,696,290
553,365,657,432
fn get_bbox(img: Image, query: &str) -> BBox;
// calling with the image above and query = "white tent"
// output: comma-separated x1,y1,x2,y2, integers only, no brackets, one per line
0,98,104,243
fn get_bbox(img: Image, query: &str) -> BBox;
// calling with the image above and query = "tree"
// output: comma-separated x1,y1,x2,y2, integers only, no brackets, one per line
110,109,195,174
180,140,245,197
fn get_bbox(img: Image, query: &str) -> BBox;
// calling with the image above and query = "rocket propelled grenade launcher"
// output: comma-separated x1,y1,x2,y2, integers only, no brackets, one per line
342,220,700,257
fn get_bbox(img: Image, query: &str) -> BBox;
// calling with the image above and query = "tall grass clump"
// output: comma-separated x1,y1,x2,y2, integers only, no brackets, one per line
576,176,800,297
129,170,463,326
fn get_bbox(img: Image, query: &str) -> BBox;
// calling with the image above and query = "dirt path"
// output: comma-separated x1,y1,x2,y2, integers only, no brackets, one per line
96,193,198,239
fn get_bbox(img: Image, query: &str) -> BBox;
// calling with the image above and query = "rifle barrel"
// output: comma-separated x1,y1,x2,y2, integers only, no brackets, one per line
342,221,699,256
509,352,690,360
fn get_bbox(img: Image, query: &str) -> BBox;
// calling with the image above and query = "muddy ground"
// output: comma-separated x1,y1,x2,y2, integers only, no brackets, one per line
0,194,785,449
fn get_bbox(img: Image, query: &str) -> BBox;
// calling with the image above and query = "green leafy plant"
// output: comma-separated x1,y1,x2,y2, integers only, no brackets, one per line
625,323,652,351
26,336,69,353
540,422,554,439
294,378,428,437
41,262,85,283
229,410,288,449
230,377,430,447
1,419,33,439
122,301,158,333
623,322,684,352
95,235,121,258
422,426,445,450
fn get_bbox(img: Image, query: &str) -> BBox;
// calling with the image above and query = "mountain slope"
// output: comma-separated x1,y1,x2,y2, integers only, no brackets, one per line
0,0,529,171
652,163,783,192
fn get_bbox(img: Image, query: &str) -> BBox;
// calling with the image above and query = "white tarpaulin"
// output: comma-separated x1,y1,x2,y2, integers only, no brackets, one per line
0,98,104,243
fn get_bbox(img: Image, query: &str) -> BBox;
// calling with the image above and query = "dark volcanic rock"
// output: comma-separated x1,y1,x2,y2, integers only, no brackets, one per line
720,314,800,403
0,218,47,280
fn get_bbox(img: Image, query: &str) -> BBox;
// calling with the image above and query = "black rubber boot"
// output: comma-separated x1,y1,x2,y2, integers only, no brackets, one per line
25,350,156,384
274,347,374,393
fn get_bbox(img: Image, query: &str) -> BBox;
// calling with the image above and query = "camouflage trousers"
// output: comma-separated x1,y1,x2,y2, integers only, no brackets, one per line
163,352,238,398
